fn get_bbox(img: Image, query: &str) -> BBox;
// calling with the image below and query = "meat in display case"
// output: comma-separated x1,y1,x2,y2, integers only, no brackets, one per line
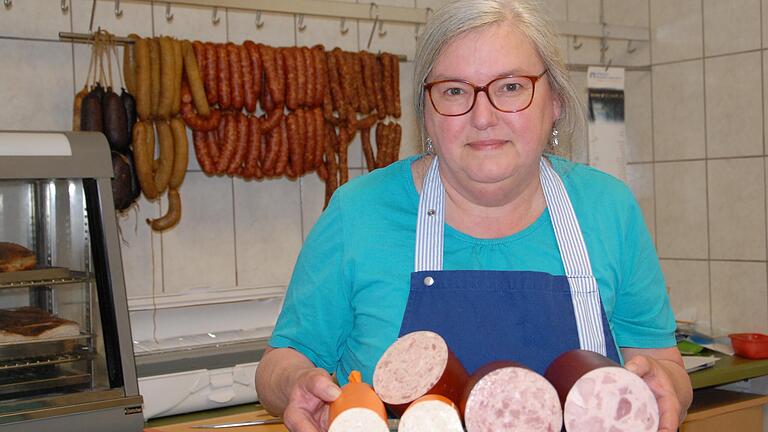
0,132,143,431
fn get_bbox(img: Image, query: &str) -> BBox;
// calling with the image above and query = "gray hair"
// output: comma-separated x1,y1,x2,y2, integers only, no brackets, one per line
413,0,583,156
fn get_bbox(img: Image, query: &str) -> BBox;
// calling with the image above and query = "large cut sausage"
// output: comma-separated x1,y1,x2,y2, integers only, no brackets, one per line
461,361,562,432
545,349,659,432
373,330,468,417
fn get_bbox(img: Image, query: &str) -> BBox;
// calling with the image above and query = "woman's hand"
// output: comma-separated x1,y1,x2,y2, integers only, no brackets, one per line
622,347,693,432
282,367,341,432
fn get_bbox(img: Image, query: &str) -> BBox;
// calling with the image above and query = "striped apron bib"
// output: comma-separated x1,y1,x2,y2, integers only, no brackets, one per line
399,156,620,374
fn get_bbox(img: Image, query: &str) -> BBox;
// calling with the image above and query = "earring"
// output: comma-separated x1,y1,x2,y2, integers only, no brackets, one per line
424,137,435,155
550,127,560,148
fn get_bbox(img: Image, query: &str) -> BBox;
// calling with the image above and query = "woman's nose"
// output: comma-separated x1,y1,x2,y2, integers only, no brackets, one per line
469,90,498,129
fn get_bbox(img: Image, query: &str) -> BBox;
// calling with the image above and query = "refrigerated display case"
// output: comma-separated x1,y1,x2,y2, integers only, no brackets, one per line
0,131,143,432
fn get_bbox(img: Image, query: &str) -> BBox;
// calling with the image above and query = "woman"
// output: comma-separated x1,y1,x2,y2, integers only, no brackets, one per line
256,1,692,431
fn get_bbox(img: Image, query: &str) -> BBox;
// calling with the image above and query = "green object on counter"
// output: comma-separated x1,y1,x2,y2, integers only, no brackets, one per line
689,352,768,389
678,340,704,355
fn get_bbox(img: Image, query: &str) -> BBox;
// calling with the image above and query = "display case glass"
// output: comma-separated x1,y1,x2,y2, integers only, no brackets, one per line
0,132,142,432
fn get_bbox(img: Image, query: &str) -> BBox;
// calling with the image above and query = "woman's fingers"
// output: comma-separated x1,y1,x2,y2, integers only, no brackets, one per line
625,356,681,431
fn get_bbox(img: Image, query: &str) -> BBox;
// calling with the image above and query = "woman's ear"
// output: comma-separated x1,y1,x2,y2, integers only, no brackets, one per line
552,96,562,121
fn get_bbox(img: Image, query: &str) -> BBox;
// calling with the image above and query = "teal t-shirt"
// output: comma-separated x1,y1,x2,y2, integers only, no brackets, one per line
269,155,676,385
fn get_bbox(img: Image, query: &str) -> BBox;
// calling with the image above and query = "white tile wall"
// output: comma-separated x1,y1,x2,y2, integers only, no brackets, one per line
0,0,72,39
625,71,652,162
711,261,768,336
652,61,705,161
662,259,711,334
703,0,761,57
705,52,763,158
650,0,702,64
707,158,766,261
655,161,708,259
0,39,74,131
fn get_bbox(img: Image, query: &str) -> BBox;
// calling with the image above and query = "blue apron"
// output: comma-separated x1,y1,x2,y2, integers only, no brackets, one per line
399,156,621,375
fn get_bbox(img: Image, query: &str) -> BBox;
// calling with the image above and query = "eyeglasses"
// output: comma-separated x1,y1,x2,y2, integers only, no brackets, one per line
424,69,549,117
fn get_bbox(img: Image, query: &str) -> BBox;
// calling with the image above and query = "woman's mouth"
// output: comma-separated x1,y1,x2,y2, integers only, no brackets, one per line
467,139,506,150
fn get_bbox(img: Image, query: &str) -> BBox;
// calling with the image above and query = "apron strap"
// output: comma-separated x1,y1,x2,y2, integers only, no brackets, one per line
413,155,608,356
414,156,445,272
539,157,607,356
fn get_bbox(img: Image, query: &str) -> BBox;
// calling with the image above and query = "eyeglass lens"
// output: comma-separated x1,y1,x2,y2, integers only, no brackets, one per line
428,75,537,116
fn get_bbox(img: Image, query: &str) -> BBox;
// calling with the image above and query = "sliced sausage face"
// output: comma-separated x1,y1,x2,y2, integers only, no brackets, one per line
373,331,448,405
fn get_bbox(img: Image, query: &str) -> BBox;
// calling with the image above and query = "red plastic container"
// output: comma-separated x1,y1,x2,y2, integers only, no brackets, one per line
729,333,768,359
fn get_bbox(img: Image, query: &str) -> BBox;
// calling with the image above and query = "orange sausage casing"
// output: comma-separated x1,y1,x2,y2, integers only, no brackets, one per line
243,114,262,179
244,41,263,111
295,47,307,109
216,43,231,110
286,111,302,177
303,108,316,172
226,112,249,175
283,47,299,110
148,188,181,231
227,42,244,111
239,43,256,113
182,41,211,117
260,44,284,108
215,113,237,174
204,42,219,105
169,118,188,189
193,129,216,175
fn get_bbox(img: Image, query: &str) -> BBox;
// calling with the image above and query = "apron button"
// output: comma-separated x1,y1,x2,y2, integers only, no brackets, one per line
423,276,434,286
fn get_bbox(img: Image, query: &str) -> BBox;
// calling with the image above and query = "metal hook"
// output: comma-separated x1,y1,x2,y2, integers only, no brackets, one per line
572,36,583,50
165,2,173,22
297,14,306,32
114,0,123,17
425,7,433,21
626,40,637,54
340,17,349,35
377,20,386,37
3,0,11,8
61,0,69,13
255,10,264,29
604,58,613,72
369,2,379,19
212,7,220,25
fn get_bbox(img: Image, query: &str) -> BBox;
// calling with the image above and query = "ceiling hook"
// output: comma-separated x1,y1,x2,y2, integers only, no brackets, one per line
165,2,174,22
255,10,264,29
572,35,583,50
3,0,11,8
340,17,349,35
211,7,220,25
297,14,306,32
114,0,123,17
626,40,637,54
61,0,69,13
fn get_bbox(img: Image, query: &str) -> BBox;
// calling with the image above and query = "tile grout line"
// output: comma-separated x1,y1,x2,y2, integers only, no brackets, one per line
647,0,657,251
701,0,713,335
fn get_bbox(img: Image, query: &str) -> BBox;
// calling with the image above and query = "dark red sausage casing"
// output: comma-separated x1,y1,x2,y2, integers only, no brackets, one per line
372,331,468,418
461,360,562,432
544,349,659,432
